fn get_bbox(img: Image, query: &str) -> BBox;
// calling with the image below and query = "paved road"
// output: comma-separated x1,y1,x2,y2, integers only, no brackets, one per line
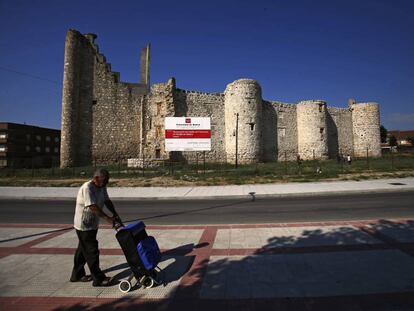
1,190,413,225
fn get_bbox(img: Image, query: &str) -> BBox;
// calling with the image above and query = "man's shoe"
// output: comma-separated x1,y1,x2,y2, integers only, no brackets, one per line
70,275,93,282
92,276,112,287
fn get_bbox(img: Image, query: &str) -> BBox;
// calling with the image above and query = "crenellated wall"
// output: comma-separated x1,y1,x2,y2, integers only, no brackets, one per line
60,30,148,167
61,29,382,167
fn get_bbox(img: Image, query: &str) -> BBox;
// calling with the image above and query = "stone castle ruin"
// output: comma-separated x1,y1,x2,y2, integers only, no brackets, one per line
60,30,381,168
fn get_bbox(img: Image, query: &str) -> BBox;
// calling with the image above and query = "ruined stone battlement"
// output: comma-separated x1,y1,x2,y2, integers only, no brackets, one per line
60,30,381,167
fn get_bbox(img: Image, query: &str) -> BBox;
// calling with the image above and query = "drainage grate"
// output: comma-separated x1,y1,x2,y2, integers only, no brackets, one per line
389,182,407,186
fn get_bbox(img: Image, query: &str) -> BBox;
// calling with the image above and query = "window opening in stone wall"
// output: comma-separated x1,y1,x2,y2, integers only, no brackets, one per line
278,128,286,138
157,102,162,115
320,128,324,140
319,104,324,112
149,117,152,130
92,100,97,106
155,125,162,139
155,149,161,159
248,123,255,131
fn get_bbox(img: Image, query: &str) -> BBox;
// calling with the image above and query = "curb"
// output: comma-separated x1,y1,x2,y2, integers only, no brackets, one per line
0,187,413,201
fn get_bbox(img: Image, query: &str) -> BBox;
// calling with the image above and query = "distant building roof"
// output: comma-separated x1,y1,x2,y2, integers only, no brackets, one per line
388,130,414,139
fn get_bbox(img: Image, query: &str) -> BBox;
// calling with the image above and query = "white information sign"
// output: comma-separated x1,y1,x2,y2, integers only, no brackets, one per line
165,117,211,151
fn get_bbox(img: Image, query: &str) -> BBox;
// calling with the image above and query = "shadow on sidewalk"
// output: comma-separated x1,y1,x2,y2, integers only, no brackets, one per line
102,243,198,287
53,220,414,311
0,227,72,244
124,199,251,223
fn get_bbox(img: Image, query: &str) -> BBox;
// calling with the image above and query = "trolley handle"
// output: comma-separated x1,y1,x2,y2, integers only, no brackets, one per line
112,215,125,231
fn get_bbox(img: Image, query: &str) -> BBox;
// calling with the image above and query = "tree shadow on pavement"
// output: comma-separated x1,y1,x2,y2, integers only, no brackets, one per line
52,220,414,311
0,227,72,244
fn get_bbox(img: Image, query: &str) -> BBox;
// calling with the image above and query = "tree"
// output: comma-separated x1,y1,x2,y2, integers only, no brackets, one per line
407,137,414,146
389,135,398,147
380,125,388,143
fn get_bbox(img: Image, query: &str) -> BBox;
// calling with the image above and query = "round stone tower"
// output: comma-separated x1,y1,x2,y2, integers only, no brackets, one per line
60,30,81,168
297,100,329,160
60,30,95,168
224,79,262,164
350,102,381,157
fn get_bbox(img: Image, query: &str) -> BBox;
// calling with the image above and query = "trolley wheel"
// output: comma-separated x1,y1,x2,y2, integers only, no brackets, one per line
139,275,155,289
119,279,132,293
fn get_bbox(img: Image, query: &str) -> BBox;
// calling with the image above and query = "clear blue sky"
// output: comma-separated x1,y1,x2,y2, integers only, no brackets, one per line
1,0,413,130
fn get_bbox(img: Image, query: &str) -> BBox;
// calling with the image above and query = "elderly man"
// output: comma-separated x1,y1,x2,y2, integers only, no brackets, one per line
70,168,120,287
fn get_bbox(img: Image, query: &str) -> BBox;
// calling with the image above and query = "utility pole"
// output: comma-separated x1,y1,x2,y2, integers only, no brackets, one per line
235,113,239,169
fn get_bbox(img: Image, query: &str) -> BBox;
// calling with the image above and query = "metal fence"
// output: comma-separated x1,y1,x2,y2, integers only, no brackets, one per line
1,149,413,180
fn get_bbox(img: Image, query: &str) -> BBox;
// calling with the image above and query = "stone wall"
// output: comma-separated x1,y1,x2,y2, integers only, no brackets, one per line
172,88,225,162
268,101,298,161
61,29,382,167
92,57,144,163
261,101,278,162
60,30,148,167
326,107,353,158
144,79,175,161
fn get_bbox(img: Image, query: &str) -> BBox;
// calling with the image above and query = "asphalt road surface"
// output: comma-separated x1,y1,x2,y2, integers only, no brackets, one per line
0,191,413,225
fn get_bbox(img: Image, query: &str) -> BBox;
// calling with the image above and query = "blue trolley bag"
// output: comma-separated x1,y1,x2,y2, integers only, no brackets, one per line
116,221,149,276
137,236,162,271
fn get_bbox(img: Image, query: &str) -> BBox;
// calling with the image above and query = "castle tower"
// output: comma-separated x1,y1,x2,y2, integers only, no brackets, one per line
350,102,381,157
60,30,95,168
224,79,262,164
297,100,329,160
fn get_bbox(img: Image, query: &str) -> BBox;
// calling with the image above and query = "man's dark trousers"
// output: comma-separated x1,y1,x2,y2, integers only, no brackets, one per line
71,229,106,283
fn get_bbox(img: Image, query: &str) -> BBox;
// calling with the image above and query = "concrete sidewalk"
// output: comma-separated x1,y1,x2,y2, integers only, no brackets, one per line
1,219,414,310
0,177,413,200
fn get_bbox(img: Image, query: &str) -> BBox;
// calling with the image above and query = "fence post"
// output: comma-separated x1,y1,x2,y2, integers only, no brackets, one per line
10,158,15,177
142,153,145,177
203,151,206,174
196,152,199,174
31,157,34,178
